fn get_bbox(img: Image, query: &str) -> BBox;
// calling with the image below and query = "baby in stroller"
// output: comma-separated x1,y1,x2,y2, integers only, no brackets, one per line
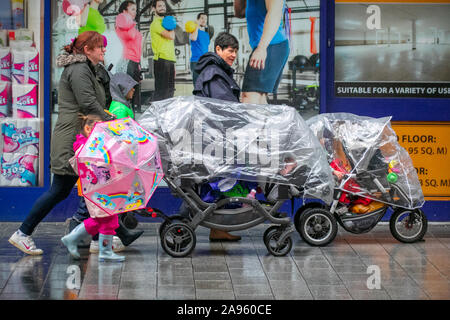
321,126,386,215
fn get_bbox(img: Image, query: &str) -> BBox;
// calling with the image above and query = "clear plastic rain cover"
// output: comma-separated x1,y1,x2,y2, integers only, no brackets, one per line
307,113,425,209
139,96,334,204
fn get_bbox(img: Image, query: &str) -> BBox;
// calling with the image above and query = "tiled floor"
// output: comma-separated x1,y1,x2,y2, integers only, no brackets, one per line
0,222,449,300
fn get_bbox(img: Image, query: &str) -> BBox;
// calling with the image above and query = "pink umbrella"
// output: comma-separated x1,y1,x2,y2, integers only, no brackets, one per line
76,117,164,216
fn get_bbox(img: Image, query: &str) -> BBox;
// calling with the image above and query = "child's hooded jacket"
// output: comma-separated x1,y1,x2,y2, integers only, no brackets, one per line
108,72,138,119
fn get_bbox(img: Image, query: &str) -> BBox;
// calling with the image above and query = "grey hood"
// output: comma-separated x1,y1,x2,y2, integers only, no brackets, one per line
109,72,138,107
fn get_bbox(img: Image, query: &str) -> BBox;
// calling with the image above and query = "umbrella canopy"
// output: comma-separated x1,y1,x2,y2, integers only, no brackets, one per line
76,117,164,216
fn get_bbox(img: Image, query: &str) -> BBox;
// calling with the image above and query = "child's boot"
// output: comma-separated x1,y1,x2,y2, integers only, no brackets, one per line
98,234,125,262
61,223,89,259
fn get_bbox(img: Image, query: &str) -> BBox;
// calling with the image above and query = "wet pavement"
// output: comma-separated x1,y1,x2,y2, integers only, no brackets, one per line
0,222,449,300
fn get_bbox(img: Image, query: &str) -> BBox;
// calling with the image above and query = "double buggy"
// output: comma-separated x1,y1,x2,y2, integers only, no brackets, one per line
133,97,427,256
138,96,335,257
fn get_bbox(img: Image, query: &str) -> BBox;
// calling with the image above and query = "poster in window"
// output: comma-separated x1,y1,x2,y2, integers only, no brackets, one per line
334,0,450,98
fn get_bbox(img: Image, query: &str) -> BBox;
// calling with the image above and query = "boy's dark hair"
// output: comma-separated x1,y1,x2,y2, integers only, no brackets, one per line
118,1,135,14
214,32,239,51
197,12,207,20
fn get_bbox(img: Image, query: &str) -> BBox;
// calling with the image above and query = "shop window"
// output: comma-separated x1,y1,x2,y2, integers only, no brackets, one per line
0,0,44,187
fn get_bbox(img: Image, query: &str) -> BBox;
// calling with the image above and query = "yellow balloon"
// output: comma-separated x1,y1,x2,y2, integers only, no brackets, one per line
185,21,198,33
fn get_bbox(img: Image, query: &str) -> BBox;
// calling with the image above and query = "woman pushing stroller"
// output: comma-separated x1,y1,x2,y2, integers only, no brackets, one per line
189,31,243,241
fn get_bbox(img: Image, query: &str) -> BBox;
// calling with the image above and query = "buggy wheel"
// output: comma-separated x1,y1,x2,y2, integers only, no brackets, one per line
294,202,325,233
160,222,196,257
390,209,428,243
263,226,292,256
159,215,190,240
299,208,338,246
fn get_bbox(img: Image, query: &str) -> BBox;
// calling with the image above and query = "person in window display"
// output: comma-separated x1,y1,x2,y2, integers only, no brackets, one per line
78,0,106,35
189,12,210,85
115,1,143,110
8,31,113,255
150,0,176,101
233,0,290,105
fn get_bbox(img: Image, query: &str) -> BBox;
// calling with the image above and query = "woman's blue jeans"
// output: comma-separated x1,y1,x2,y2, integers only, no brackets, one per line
19,174,78,235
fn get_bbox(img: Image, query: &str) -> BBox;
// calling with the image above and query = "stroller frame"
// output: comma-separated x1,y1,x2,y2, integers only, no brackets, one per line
153,176,296,257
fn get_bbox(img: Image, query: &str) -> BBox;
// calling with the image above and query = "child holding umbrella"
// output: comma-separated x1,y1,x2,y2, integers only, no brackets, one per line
62,114,126,262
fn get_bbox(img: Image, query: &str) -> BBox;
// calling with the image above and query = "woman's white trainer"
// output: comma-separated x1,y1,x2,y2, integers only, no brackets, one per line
8,231,43,255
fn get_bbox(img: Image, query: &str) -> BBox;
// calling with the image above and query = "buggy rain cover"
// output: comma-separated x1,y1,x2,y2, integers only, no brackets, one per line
307,112,425,209
139,96,334,203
